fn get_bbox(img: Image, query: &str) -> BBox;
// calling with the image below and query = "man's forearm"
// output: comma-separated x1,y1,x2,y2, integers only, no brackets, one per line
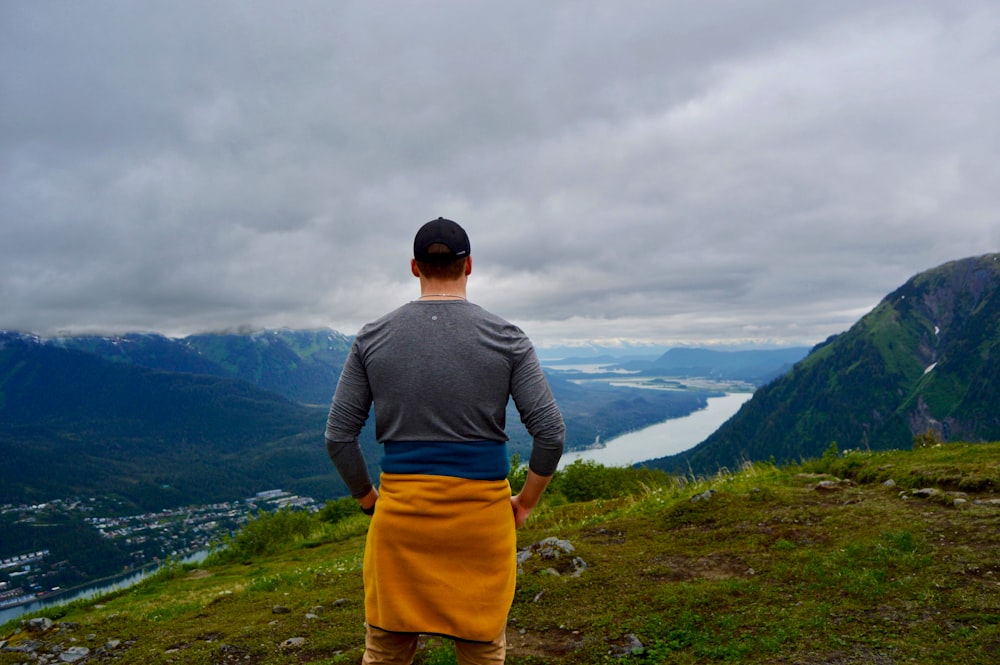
325,437,374,499
511,469,552,528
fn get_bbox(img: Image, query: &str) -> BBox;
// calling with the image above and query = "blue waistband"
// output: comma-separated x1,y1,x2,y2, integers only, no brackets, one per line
381,441,510,481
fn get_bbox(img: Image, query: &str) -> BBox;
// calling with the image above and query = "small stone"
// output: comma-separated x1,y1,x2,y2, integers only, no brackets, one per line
691,489,716,502
272,605,291,614
25,617,54,633
882,479,896,488
309,605,325,615
59,646,91,663
280,637,306,649
536,537,574,559
610,633,645,657
106,639,122,649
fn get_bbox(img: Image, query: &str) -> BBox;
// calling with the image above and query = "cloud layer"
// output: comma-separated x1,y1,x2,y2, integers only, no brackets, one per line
2,1,998,348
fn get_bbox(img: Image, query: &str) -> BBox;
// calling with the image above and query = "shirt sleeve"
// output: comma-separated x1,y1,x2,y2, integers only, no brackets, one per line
325,342,375,498
510,340,565,476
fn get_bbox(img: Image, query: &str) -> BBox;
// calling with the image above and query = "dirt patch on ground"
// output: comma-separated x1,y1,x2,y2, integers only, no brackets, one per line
642,552,754,582
506,625,586,658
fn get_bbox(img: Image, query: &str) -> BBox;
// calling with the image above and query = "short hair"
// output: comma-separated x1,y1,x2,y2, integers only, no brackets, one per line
415,242,468,280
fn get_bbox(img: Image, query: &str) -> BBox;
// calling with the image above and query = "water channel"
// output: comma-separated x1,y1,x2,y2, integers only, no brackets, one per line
0,551,208,625
558,392,753,469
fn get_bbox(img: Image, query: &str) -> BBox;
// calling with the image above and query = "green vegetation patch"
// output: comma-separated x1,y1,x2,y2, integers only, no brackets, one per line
4,442,999,664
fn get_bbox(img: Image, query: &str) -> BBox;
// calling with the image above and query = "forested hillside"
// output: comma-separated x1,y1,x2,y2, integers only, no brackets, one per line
0,335,369,509
646,254,1000,475
48,329,353,405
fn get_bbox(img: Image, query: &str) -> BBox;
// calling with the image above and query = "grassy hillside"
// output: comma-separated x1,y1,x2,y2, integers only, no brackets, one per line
4,442,998,664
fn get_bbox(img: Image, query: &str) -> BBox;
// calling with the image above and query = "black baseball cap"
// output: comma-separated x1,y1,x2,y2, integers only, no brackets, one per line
413,217,471,263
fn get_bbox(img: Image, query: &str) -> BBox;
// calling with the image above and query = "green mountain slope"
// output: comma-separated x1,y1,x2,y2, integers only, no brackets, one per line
0,335,374,510
183,329,353,405
645,254,1000,475
49,328,353,405
4,443,998,664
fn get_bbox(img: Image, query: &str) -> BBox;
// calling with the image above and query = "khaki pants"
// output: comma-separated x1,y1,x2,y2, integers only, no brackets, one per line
362,624,507,665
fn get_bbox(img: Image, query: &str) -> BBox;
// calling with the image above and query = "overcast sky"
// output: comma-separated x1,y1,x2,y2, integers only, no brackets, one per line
2,1,998,350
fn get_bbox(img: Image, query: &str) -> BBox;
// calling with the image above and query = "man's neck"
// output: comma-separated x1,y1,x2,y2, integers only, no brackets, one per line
418,278,467,300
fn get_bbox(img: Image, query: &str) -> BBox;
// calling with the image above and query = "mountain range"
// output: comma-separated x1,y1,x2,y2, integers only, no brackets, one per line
645,253,1000,475
0,331,360,509
0,328,729,510
3,253,997,508
620,346,809,384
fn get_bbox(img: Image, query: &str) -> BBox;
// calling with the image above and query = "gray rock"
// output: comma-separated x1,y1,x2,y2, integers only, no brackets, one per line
882,479,896,488
25,617,54,633
272,605,291,614
518,537,588,577
5,639,44,653
59,646,90,663
610,633,645,657
913,488,941,498
691,489,717,502
280,637,306,649
536,537,575,559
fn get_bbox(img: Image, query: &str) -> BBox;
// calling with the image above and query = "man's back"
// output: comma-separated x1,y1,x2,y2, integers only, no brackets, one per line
328,299,563,472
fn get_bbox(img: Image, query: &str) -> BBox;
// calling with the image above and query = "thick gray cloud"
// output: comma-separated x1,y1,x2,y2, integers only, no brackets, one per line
2,1,998,348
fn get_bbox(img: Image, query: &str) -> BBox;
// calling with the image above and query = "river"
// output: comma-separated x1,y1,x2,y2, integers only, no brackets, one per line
0,550,208,626
558,392,752,469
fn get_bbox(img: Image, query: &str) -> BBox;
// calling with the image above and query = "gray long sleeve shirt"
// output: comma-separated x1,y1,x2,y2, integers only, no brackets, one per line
325,300,565,498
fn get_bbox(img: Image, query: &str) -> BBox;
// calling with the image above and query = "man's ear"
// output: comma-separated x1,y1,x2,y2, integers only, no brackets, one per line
411,258,421,278
465,256,472,276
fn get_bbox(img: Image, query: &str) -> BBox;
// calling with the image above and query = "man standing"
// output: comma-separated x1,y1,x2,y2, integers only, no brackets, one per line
325,217,565,664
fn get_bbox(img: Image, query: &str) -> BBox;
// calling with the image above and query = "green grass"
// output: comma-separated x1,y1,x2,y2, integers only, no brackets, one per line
3,442,999,664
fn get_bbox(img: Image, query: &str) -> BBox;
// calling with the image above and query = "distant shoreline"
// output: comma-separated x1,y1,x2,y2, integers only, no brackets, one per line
0,551,208,626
